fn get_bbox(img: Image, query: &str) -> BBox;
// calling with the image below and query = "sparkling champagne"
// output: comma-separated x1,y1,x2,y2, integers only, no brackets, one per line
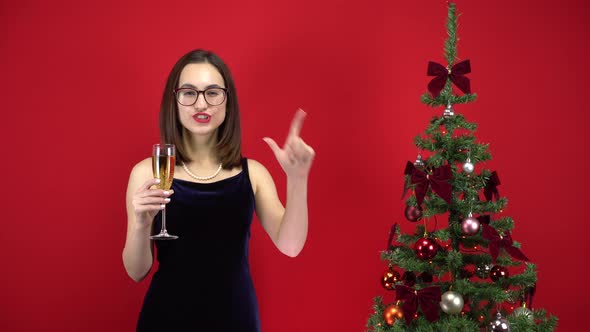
152,155,175,190
151,144,178,240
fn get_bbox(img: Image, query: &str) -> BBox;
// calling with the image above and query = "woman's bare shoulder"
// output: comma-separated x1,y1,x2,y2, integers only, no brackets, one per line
246,158,271,177
129,157,153,182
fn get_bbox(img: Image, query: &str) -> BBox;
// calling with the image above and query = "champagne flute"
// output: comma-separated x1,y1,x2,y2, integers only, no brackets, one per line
150,144,179,240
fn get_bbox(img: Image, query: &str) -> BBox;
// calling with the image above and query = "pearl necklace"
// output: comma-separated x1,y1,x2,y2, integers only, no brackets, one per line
181,161,223,181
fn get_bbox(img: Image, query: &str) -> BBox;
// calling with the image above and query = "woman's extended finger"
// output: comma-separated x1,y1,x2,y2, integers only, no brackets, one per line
287,108,306,139
137,178,162,193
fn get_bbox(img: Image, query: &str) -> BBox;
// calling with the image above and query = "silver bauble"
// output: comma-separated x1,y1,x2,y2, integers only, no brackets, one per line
414,154,425,168
439,291,464,314
513,306,533,321
443,102,455,118
462,157,474,173
475,264,492,279
489,312,511,332
461,213,480,235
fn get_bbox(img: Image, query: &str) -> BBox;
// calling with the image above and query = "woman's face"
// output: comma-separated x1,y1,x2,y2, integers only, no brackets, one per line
176,63,227,138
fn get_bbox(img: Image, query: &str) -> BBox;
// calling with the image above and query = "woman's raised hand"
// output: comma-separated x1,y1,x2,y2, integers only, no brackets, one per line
263,109,315,179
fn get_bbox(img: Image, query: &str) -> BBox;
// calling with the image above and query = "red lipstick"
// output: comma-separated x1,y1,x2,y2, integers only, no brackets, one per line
193,112,211,123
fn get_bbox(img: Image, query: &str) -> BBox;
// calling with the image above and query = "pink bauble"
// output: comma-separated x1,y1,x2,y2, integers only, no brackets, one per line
461,216,480,235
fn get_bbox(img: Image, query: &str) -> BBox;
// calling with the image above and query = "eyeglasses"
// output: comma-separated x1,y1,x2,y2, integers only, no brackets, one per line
173,87,228,106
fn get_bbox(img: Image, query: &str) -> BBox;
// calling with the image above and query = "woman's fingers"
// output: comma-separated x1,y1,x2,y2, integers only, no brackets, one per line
138,188,174,198
140,196,171,205
133,184,174,216
286,136,314,162
262,137,281,157
137,178,161,193
135,204,166,213
288,108,306,139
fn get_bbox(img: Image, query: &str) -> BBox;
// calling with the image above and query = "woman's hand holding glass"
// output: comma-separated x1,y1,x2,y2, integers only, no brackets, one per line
131,178,173,230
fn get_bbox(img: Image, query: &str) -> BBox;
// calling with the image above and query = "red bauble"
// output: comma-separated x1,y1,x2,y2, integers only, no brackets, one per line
404,205,423,222
383,303,404,326
414,238,439,260
381,269,401,290
489,265,509,282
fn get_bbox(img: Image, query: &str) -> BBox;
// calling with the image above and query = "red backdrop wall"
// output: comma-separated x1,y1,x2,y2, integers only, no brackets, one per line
1,0,587,331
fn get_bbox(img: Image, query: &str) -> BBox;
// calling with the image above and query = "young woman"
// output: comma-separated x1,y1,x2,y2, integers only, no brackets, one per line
122,49,314,331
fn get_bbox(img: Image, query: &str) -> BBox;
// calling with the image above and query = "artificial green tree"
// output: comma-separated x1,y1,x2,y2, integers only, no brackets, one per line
366,3,558,332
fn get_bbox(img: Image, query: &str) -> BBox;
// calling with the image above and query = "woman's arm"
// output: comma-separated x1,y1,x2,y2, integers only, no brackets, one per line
122,158,172,282
256,109,315,257
250,160,308,257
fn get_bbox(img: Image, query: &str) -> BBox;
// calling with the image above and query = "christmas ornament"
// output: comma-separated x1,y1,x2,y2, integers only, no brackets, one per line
490,265,509,282
414,238,439,260
410,164,453,206
395,285,441,324
477,215,491,225
461,213,480,235
482,224,529,263
525,284,536,309
484,171,501,201
414,153,425,168
402,157,425,199
513,304,533,321
383,303,404,326
420,271,433,283
443,101,455,118
462,157,474,173
489,312,511,332
404,205,422,222
475,263,492,279
381,269,401,290
440,291,464,314
458,268,473,279
402,271,416,287
427,59,472,98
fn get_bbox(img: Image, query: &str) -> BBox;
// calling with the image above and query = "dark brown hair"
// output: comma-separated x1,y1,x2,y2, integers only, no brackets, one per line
159,49,242,169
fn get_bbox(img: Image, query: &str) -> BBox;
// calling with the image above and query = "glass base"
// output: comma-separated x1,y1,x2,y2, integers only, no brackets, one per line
150,230,179,240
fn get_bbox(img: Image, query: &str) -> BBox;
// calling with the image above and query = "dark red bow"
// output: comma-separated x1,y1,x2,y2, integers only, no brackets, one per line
526,284,536,309
482,224,529,263
477,215,490,225
484,171,501,201
395,285,441,324
427,60,472,98
401,161,416,199
410,164,452,206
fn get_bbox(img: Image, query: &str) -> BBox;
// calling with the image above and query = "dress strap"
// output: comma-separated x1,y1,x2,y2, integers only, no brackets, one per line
241,157,249,175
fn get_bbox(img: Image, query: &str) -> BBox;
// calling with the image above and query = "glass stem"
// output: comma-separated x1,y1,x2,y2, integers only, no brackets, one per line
161,205,167,234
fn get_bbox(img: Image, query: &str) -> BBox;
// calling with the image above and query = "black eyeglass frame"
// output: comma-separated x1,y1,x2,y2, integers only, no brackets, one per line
173,87,229,106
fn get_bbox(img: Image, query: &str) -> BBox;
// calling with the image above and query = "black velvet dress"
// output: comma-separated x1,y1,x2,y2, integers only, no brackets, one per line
137,158,260,332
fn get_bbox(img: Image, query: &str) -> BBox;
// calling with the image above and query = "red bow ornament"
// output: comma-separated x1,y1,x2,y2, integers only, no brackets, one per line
395,285,441,324
482,223,529,263
410,164,452,206
484,171,501,201
427,60,472,98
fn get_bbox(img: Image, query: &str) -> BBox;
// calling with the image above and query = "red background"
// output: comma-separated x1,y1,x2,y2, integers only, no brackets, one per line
1,0,587,331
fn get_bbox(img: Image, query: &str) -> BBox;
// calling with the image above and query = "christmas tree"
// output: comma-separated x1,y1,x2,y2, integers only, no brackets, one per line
366,3,558,332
